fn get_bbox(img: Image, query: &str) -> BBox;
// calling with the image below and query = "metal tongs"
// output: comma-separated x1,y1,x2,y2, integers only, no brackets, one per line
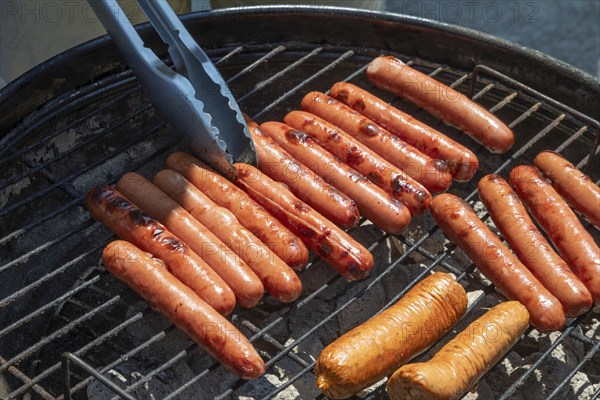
88,0,254,180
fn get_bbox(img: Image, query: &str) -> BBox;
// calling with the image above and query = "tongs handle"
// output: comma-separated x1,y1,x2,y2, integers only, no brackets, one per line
87,0,252,180
136,0,253,165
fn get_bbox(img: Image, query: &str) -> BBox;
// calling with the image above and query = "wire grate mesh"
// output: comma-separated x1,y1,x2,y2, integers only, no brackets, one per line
1,39,599,400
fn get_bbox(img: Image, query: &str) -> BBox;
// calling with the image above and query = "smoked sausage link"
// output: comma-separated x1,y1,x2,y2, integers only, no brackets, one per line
478,174,592,317
86,185,235,315
234,163,374,282
366,56,514,153
329,82,479,181
510,165,600,304
260,121,411,234
153,168,302,303
102,241,265,379
315,272,467,399
246,117,360,229
534,150,600,228
116,172,264,308
387,301,529,400
430,193,565,332
165,152,309,269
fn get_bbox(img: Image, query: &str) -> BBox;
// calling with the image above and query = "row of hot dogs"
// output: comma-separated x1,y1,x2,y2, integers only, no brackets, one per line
86,55,599,395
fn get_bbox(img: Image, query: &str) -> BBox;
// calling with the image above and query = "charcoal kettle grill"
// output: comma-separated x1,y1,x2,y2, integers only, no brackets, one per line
1,6,599,400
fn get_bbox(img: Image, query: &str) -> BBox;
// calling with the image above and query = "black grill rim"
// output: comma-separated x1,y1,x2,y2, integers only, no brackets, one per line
1,5,599,140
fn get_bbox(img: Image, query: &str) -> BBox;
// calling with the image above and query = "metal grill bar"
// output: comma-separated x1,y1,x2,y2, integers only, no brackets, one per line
0,296,120,373
5,312,144,400
253,50,355,119
0,357,56,400
237,47,323,102
2,41,598,400
0,103,155,191
499,326,576,400
226,45,287,83
0,45,243,167
0,276,99,337
547,342,600,400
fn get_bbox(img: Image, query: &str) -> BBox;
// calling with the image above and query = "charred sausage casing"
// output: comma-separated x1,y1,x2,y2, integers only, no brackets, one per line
246,116,360,229
234,162,374,282
315,272,467,399
430,193,565,332
86,185,236,315
153,168,302,303
366,56,515,153
299,91,450,194
387,301,529,400
115,172,264,309
478,174,592,317
534,150,600,228
165,152,309,269
285,109,432,216
510,165,600,304
260,121,411,234
329,82,479,181
102,240,266,379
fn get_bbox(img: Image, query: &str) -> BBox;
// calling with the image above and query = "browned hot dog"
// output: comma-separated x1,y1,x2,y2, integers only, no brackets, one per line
366,56,515,153
234,163,374,281
315,272,467,399
165,152,309,269
102,240,266,379
246,117,360,229
329,82,479,181
478,174,592,317
116,172,264,309
387,301,529,400
285,110,432,216
430,193,565,332
534,150,600,228
510,165,600,304
260,121,411,234
300,92,450,194
153,169,302,303
86,185,235,315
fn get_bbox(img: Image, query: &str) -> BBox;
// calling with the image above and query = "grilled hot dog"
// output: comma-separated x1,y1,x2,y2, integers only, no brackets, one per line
478,174,592,317
285,109,432,215
86,185,235,315
234,163,374,281
510,165,600,304
387,301,529,400
102,241,265,379
534,150,600,228
366,56,515,153
315,272,467,399
246,116,360,229
115,172,264,308
329,82,479,181
430,193,565,331
165,152,309,269
153,168,302,303
300,92,450,194
260,121,411,234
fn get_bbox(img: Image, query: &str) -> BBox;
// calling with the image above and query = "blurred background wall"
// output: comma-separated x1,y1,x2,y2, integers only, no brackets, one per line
1,0,599,88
